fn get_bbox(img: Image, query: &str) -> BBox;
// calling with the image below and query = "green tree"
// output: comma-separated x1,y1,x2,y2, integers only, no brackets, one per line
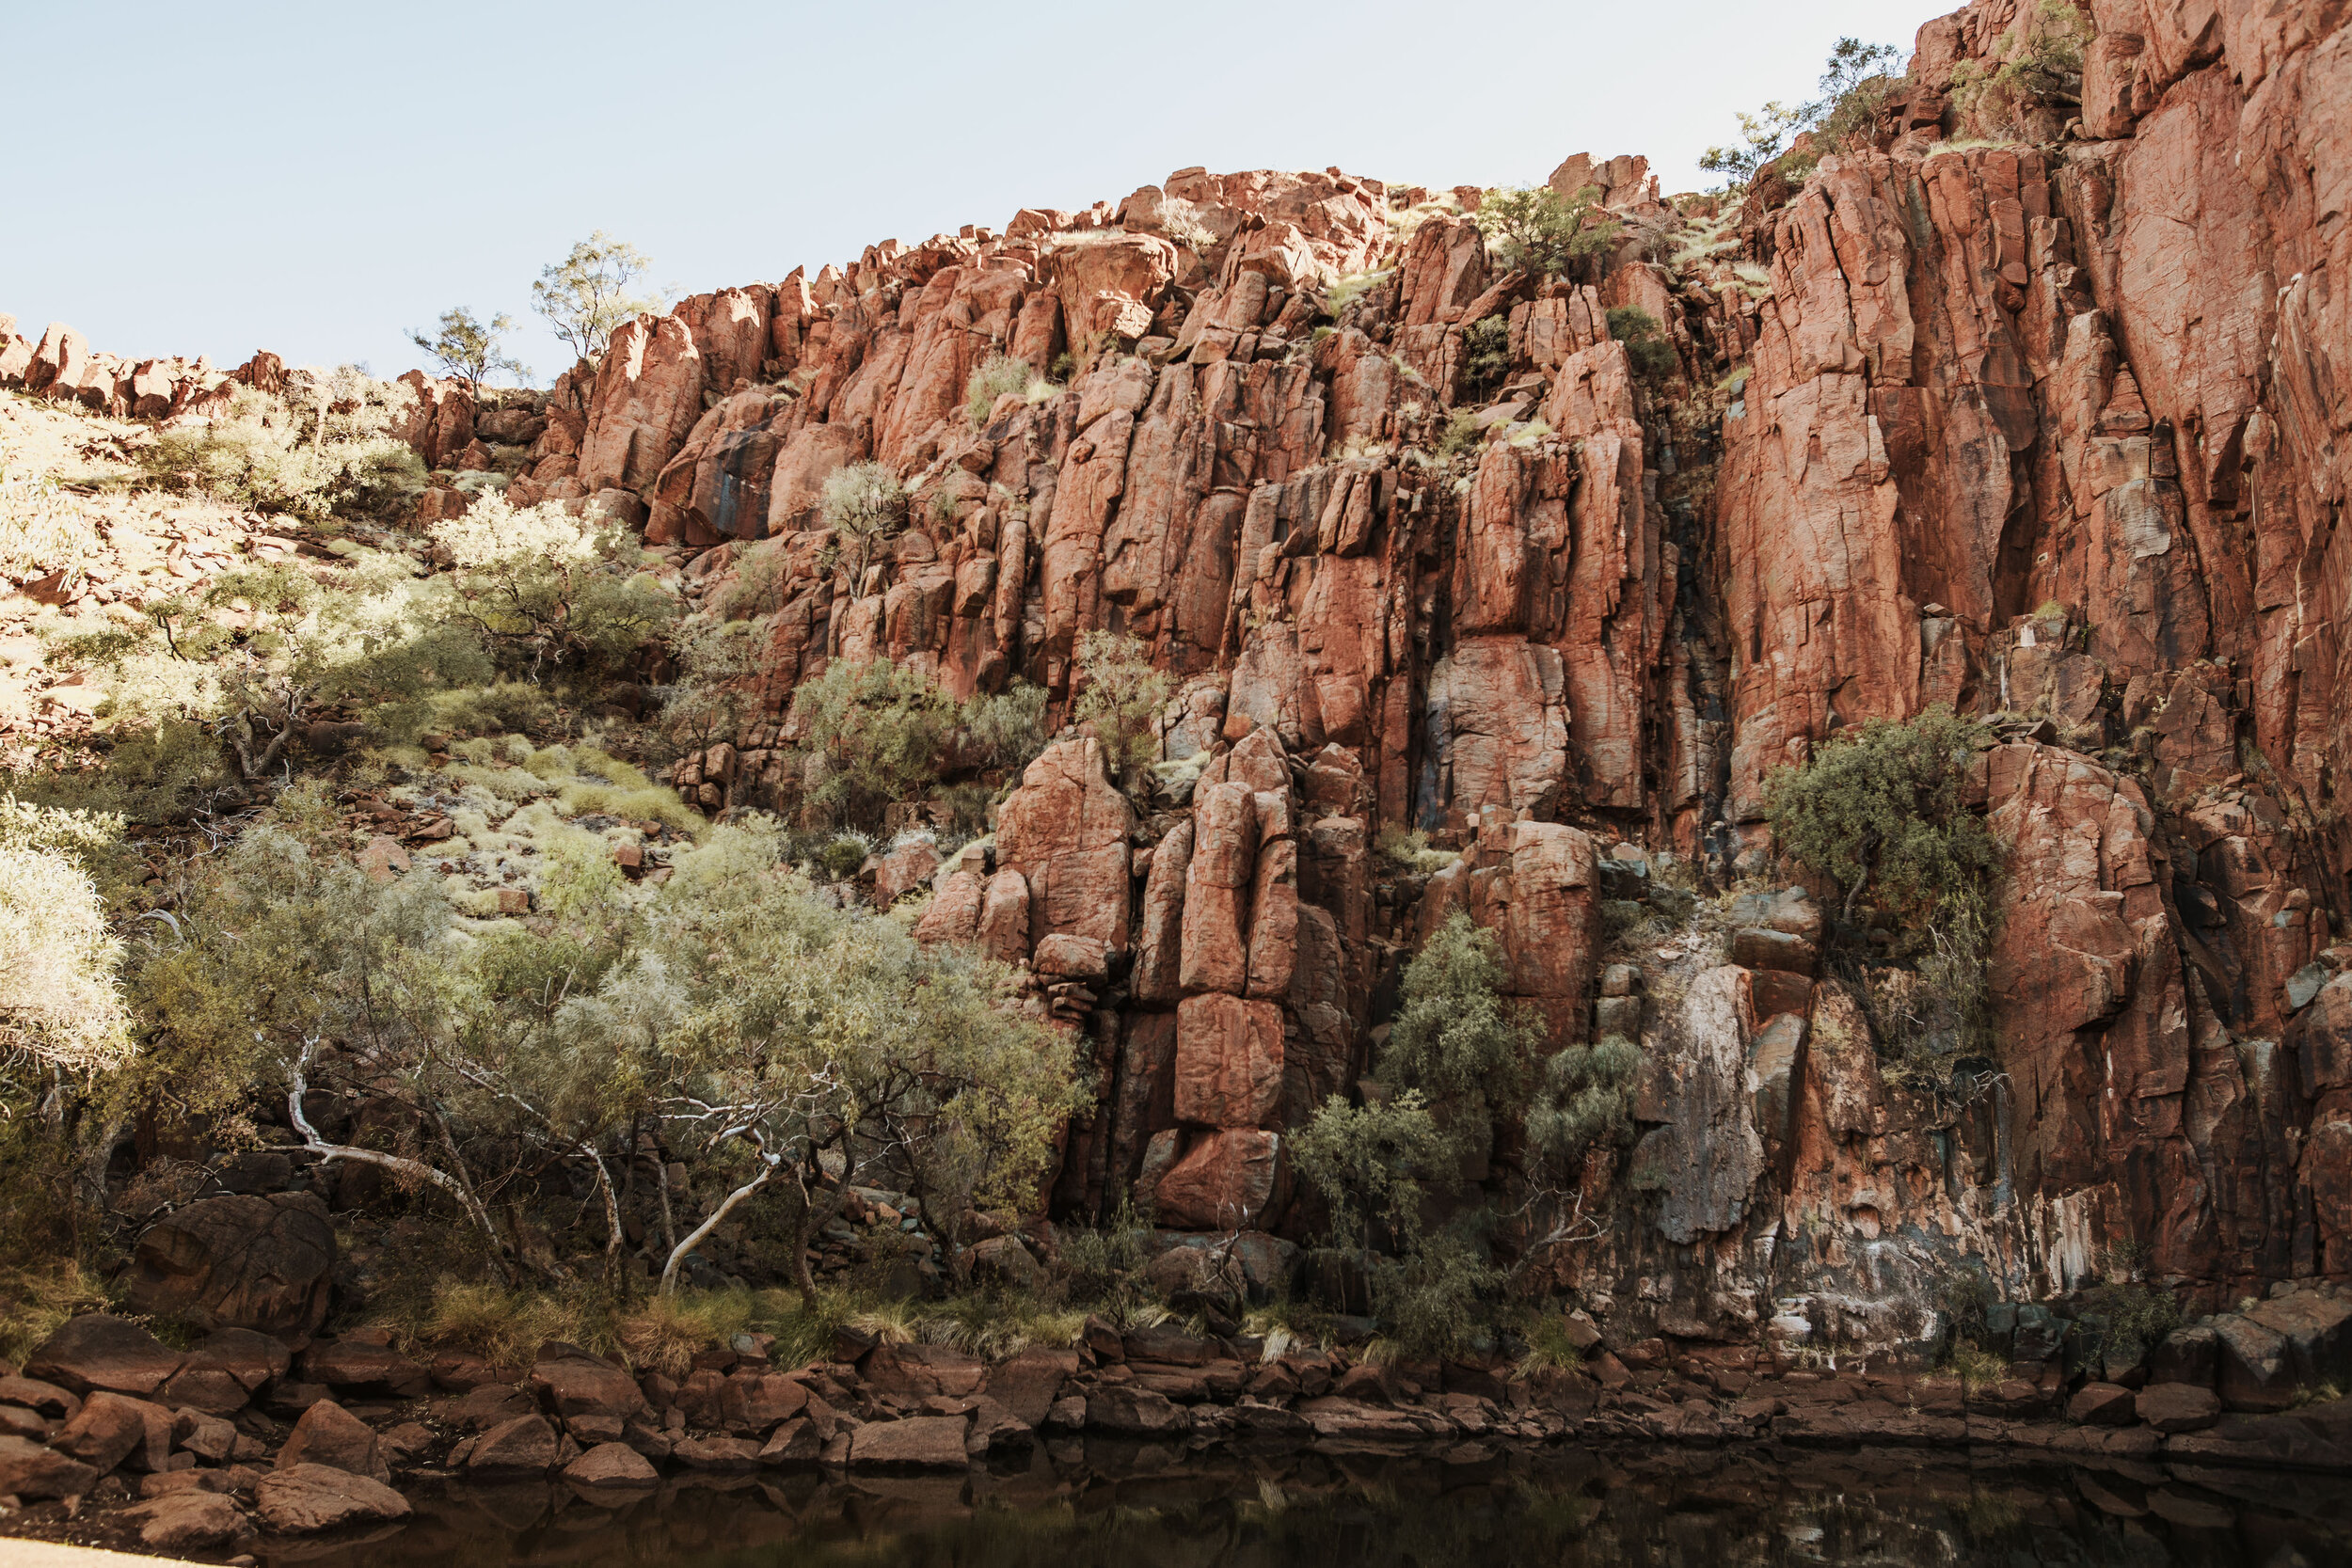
1699,102,1807,190
790,657,960,829
653,820,1083,1300
819,460,908,581
1472,183,1618,277
1073,630,1172,791
1606,307,1678,383
532,231,663,370
1805,38,1902,151
1377,911,1541,1162
409,308,529,390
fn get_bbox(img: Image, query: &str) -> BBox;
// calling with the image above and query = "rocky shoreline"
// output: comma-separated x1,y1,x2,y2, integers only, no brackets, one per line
0,1307,2348,1560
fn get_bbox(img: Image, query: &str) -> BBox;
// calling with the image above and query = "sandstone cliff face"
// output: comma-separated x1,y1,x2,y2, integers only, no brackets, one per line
21,2,2344,1354
571,3,2352,1348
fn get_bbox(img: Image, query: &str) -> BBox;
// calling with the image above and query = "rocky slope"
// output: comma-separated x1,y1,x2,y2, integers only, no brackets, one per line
8,0,2349,1368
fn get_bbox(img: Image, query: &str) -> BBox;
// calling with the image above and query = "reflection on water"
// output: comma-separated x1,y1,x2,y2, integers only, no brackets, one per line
271,1442,2351,1568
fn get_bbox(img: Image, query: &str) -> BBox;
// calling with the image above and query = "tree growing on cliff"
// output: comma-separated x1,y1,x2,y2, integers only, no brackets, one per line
819,460,908,581
1472,183,1617,277
1073,630,1172,792
1377,911,1540,1163
532,231,663,369
1700,36,1906,191
1605,307,1678,383
408,308,528,390
1763,705,2000,1078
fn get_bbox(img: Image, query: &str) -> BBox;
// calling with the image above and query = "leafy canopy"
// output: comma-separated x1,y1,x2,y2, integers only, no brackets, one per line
409,308,528,390
1073,630,1172,790
1760,705,1997,930
532,231,663,368
1472,183,1618,277
1377,911,1541,1157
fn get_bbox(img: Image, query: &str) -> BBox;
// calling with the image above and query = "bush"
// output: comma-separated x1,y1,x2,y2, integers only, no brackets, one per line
1460,314,1510,400
819,461,907,577
963,356,1056,426
1765,706,1999,1081
434,489,677,681
1606,308,1677,383
1377,911,1541,1160
1073,630,1172,790
1762,706,1997,931
145,374,424,520
1432,412,1484,462
791,657,959,829
1473,184,1618,277
1525,1034,1639,1175
960,681,1050,774
0,798,133,1071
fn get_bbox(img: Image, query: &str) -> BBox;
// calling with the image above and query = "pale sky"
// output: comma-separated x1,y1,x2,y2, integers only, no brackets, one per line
6,0,1953,384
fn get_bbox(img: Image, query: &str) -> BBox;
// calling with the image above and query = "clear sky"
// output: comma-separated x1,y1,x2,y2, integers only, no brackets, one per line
6,0,1954,385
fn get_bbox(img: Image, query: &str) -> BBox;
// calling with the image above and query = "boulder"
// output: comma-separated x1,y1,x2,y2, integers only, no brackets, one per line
758,1418,821,1465
300,1338,432,1399
531,1348,651,1421
2137,1382,2222,1433
52,1390,172,1473
2212,1313,2297,1412
0,1374,79,1418
468,1413,560,1472
672,1434,765,1470
278,1399,388,1482
564,1439,658,1486
848,1415,970,1468
1172,992,1284,1129
123,1193,335,1337
253,1462,413,1533
2242,1293,2352,1388
979,1348,1078,1426
1153,1129,1284,1229
25,1314,183,1397
968,1234,1044,1291
862,1343,985,1398
2067,1382,2138,1426
121,1490,247,1552
173,1407,239,1463
0,1433,99,1499
1085,1386,1188,1434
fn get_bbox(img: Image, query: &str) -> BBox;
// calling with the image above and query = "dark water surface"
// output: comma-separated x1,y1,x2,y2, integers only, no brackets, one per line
272,1444,2352,1568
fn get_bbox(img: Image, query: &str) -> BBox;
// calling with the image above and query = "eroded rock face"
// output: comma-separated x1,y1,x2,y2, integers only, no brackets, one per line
237,1,2338,1346
123,1192,336,1338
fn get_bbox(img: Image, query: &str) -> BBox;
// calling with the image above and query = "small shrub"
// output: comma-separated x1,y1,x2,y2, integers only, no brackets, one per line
1371,1227,1498,1359
1510,1305,1596,1376
1605,307,1678,382
1323,270,1391,317
1473,185,1618,277
1375,823,1458,874
961,681,1050,774
146,375,424,519
1432,412,1485,461
1459,314,1510,400
963,355,1056,426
